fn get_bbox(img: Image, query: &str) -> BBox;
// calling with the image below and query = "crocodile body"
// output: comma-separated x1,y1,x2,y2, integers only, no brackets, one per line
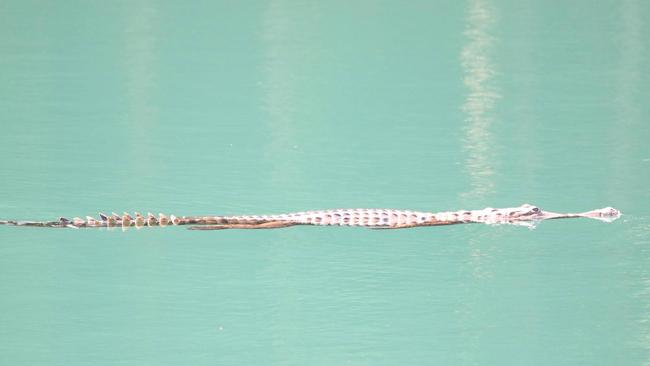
0,204,621,230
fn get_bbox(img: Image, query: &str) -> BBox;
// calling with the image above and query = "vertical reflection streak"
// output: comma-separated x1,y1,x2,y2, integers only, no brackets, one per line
261,0,301,197
123,1,158,173
460,0,501,204
457,2,501,363
260,1,308,362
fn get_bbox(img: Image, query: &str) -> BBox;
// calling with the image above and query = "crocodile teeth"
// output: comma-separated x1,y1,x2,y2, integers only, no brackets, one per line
158,213,169,227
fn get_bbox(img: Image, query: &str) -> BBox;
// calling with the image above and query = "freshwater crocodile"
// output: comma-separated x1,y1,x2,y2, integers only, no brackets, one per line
0,204,621,230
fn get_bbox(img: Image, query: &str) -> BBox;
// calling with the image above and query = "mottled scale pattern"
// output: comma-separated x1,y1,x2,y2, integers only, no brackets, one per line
238,209,438,227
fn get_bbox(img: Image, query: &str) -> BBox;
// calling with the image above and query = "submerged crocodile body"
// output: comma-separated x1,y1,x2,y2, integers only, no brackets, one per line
0,204,621,230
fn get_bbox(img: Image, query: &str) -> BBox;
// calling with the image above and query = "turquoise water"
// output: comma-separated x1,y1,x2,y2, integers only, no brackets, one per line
1,1,649,364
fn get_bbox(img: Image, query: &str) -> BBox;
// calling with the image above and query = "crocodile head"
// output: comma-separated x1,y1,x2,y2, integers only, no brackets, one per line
504,204,544,220
508,204,622,223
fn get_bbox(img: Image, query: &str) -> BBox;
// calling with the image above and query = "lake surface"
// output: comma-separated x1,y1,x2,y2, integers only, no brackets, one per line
1,1,649,365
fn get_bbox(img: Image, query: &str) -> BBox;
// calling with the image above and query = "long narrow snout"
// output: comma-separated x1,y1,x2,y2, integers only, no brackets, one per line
539,207,621,222
579,207,621,222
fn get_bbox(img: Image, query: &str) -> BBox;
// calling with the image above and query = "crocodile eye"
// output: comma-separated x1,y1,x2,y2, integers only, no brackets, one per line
531,207,540,213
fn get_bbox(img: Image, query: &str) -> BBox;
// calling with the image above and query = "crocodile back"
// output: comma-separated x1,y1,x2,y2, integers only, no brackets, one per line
230,209,436,227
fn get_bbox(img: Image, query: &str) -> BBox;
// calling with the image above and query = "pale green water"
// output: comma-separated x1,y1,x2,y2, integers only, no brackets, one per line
1,1,649,365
